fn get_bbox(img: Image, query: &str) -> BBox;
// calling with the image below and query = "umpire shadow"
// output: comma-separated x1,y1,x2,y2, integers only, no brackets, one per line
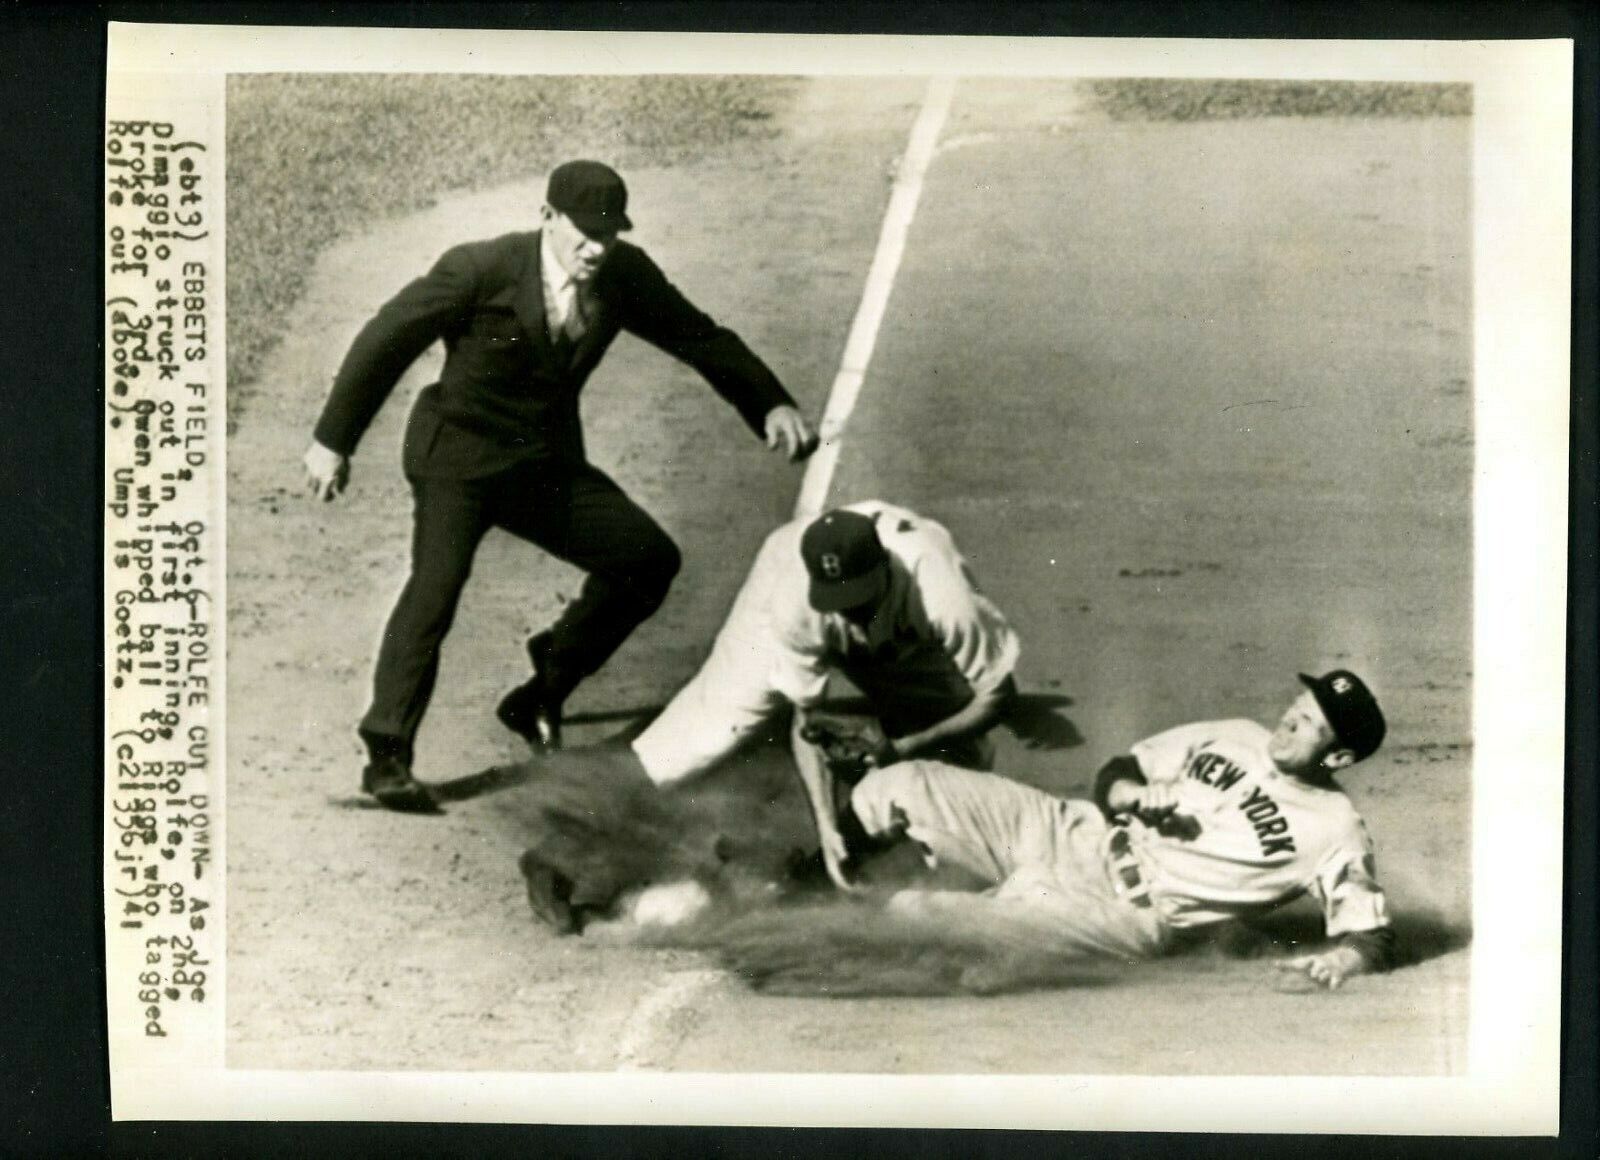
430,762,536,803
429,704,667,805
562,702,667,732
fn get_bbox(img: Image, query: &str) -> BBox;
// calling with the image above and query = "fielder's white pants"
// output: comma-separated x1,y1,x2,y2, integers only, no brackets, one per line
630,623,790,785
851,761,1169,960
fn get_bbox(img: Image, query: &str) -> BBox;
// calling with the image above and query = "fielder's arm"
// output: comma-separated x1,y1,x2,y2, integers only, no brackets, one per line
790,713,855,891
882,676,1017,763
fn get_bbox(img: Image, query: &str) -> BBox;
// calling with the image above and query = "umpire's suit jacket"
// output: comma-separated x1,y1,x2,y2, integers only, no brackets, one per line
312,230,796,479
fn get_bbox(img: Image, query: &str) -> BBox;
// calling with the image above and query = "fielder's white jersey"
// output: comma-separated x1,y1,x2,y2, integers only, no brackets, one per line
761,501,1020,707
1126,718,1390,936
632,501,1018,785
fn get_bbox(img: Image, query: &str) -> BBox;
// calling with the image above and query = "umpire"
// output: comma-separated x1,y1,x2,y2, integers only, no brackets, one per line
303,160,817,812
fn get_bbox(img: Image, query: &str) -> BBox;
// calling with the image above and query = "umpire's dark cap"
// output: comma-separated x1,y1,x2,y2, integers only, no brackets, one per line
801,510,889,613
547,160,633,233
1298,670,1386,760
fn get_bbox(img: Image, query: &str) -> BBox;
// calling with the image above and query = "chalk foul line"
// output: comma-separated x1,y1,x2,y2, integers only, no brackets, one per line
793,75,956,521
613,968,723,1071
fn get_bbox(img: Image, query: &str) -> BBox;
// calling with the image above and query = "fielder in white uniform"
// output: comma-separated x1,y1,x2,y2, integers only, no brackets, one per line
632,500,1019,887
842,670,1395,989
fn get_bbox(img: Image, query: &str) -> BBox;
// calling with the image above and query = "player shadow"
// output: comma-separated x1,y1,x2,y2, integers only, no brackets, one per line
1001,691,1084,751
429,689,1084,806
1388,911,1475,968
1192,906,1472,970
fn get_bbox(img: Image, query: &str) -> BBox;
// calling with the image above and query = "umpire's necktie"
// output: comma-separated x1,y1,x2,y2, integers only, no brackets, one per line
554,284,589,361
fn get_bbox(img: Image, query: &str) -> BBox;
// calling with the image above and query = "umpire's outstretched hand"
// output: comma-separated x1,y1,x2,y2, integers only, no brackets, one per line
764,404,819,462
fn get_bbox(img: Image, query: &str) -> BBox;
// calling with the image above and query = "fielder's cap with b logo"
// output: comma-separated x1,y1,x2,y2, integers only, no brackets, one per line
1298,669,1387,760
547,159,633,233
801,510,890,613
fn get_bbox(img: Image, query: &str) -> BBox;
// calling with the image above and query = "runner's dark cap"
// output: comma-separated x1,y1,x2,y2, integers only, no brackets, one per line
1297,670,1387,760
547,160,632,233
801,510,890,613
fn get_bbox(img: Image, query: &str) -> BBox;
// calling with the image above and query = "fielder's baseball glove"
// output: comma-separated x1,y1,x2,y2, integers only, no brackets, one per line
799,711,897,783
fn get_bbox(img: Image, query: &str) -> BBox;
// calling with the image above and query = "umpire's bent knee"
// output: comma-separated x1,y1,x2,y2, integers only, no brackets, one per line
631,533,682,607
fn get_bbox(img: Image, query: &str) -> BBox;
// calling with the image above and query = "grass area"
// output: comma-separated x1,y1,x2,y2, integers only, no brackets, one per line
1088,78,1472,122
225,74,800,421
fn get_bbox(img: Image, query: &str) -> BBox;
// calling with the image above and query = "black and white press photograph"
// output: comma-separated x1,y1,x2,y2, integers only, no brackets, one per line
96,24,1574,1130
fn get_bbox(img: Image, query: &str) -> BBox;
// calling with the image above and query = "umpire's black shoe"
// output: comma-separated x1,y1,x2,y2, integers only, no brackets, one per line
361,755,441,814
496,632,565,752
519,850,579,935
495,681,562,751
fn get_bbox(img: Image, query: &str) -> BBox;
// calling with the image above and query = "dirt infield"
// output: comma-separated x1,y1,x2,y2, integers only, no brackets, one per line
226,77,1470,1076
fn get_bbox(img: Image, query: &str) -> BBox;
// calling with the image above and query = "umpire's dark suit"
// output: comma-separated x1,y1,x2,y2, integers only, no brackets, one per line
312,229,796,760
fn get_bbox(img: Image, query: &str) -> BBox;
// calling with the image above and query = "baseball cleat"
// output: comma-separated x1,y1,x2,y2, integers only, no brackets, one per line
496,632,565,752
495,682,563,751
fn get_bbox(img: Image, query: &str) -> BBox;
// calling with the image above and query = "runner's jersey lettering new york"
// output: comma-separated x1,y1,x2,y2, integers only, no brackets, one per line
1127,718,1376,928
1184,751,1297,857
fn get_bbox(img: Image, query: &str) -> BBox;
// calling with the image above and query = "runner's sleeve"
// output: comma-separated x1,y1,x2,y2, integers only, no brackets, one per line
1308,818,1392,940
1339,925,1398,972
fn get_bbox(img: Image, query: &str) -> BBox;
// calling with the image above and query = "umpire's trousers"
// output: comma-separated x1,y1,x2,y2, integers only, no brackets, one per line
359,458,681,759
